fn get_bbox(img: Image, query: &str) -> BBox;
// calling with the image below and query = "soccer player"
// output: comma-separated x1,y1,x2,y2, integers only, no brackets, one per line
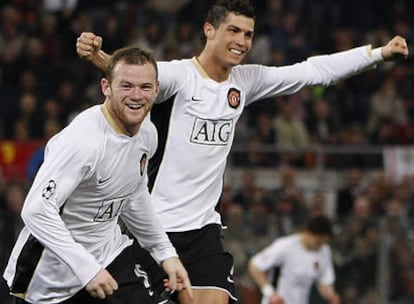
2,46,192,304
76,1,409,303
248,215,340,304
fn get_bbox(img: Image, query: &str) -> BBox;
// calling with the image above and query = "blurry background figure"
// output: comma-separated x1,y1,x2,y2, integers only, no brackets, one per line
335,168,365,221
26,119,62,181
273,97,310,166
248,215,340,304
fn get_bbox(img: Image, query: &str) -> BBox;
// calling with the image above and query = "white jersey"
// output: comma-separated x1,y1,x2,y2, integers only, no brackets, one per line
150,46,383,232
3,105,177,303
251,234,335,304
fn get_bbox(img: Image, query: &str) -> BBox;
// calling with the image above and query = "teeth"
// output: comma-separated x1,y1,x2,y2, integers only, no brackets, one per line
230,49,242,55
128,104,143,109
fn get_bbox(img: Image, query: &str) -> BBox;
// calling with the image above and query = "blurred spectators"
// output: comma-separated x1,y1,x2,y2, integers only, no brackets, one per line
26,119,62,181
273,97,310,166
0,180,26,304
366,75,408,138
0,1,414,303
233,169,268,211
306,98,342,145
333,194,379,300
308,191,328,218
335,168,365,220
268,165,309,234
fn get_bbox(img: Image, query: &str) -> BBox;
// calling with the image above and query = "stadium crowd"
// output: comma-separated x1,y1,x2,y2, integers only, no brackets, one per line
0,0,414,303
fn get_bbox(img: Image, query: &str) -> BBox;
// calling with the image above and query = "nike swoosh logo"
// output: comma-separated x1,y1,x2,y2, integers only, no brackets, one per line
227,275,234,283
191,96,202,101
98,177,111,184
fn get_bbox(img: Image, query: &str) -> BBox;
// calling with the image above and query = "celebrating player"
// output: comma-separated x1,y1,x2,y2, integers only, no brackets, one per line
76,0,409,303
3,46,192,304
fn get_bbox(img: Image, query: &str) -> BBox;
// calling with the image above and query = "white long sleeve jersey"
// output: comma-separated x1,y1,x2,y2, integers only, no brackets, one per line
251,234,335,304
3,105,177,303
149,46,383,231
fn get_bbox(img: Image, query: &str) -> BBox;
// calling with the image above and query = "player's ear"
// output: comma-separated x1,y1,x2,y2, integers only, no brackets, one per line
101,78,111,97
203,22,215,40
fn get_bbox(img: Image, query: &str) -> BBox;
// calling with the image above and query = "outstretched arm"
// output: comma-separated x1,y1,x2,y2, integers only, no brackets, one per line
76,32,110,71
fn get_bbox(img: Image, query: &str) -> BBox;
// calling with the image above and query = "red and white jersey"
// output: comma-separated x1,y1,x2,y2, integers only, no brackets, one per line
3,105,177,303
251,234,335,304
149,46,382,232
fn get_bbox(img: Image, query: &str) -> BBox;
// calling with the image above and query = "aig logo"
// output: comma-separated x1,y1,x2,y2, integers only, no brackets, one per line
190,118,233,146
94,197,126,222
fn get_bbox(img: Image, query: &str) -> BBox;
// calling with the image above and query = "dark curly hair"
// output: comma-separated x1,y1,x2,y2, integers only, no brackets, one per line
201,0,256,43
306,215,333,237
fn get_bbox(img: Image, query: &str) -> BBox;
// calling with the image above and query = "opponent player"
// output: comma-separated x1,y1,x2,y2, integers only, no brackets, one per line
2,47,192,304
248,215,340,304
76,1,409,303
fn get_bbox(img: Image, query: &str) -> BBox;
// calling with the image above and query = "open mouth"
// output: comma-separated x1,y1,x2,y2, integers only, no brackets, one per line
127,104,144,110
229,48,243,55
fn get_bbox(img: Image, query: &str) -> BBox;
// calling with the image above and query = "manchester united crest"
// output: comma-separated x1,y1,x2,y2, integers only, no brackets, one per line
227,88,240,109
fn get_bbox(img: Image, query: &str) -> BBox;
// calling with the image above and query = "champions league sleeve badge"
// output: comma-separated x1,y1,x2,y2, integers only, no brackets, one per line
227,88,241,109
42,180,56,199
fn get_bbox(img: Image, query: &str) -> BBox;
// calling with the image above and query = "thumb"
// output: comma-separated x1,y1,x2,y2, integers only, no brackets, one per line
93,36,103,50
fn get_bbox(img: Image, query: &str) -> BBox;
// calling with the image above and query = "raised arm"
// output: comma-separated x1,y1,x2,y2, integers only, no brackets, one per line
76,32,111,71
381,35,409,61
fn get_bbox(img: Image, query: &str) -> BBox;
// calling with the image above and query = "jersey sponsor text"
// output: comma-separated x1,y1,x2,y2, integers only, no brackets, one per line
190,118,233,145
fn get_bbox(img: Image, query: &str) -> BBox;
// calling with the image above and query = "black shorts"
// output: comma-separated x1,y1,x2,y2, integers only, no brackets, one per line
13,241,174,304
132,224,238,303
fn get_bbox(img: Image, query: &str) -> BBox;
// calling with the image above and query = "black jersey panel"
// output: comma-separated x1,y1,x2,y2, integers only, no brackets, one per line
148,96,176,192
10,235,44,294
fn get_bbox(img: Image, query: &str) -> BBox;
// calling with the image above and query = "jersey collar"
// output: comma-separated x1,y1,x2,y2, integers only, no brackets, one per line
192,57,210,79
101,103,124,135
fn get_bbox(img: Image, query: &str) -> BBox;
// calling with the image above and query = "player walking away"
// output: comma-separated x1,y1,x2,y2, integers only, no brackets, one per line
76,0,409,303
248,215,340,304
2,46,192,304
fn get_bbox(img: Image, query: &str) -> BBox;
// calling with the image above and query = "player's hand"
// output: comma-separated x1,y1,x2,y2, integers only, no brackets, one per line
161,257,193,301
85,268,118,299
269,293,285,304
76,32,103,61
381,35,409,61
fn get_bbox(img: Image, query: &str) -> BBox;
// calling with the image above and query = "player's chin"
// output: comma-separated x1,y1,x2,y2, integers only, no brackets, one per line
125,111,147,124
225,58,242,68
228,54,246,66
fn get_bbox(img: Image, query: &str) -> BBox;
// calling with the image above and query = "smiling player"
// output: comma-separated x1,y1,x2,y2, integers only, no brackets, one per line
76,0,409,303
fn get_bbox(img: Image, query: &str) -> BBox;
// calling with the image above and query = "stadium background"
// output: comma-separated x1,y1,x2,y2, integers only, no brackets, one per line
0,0,413,303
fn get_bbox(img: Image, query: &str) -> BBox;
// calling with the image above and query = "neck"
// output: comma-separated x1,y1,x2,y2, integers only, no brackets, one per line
102,101,139,137
196,52,232,82
300,232,311,250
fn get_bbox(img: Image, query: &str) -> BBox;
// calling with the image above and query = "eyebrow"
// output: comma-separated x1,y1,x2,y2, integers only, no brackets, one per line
227,24,254,35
